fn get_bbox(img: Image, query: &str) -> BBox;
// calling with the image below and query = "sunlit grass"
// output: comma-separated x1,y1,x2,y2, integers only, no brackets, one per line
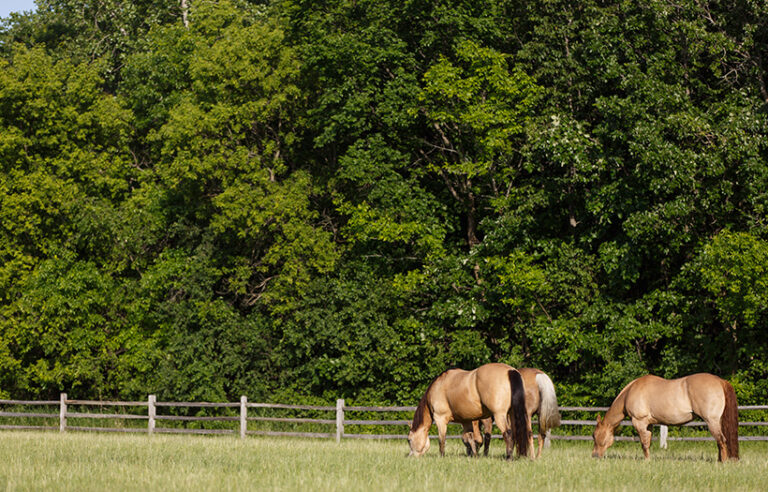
0,432,765,491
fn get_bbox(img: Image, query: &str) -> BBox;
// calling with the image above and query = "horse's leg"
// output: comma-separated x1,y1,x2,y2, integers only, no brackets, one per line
537,427,546,459
632,417,652,459
704,419,728,462
435,418,449,457
472,420,483,454
461,422,478,457
481,417,492,456
528,410,536,459
494,412,514,459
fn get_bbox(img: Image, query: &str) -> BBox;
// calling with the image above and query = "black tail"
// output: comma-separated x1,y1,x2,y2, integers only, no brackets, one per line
508,370,530,457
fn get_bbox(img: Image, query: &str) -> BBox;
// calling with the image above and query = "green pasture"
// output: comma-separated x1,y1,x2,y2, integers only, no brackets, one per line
0,432,766,491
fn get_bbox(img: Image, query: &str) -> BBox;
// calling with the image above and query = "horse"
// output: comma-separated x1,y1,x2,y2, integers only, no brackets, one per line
476,367,561,458
407,362,530,459
591,373,739,461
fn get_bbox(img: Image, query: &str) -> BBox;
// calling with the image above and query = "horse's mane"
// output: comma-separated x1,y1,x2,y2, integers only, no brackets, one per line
411,369,453,431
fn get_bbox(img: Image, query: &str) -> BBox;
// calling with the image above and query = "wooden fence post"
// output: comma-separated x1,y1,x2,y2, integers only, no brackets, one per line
240,396,247,439
148,395,156,435
543,429,551,448
660,425,668,449
59,393,67,433
336,399,344,443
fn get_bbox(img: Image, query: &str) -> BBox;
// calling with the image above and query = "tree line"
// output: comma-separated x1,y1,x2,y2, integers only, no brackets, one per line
1,0,767,406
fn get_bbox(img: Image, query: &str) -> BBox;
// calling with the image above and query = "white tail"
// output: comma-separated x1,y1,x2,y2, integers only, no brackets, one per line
535,372,561,431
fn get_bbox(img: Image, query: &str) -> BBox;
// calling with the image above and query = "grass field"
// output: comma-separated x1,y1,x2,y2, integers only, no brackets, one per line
0,432,766,491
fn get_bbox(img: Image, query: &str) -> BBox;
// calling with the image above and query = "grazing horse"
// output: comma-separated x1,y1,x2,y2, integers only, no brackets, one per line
407,363,530,459
477,367,561,458
592,373,739,461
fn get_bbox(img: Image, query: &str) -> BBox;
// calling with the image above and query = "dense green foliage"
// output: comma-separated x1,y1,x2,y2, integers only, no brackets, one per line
1,0,767,405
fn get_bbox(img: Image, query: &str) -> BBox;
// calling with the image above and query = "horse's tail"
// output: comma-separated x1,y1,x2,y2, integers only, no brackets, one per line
535,372,561,432
720,379,739,461
508,369,530,457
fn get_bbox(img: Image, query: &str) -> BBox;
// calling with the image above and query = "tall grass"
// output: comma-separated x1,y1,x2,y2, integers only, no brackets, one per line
0,431,766,491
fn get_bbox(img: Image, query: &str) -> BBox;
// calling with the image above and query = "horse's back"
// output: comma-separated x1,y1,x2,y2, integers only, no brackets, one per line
475,363,515,383
624,375,692,424
433,368,478,420
433,363,525,422
625,373,726,424
685,372,726,390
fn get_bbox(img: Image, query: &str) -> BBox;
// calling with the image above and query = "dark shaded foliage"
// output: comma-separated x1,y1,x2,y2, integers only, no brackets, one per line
1,0,767,406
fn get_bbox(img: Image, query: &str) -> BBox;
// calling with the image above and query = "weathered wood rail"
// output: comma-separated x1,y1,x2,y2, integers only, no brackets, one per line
1,396,766,447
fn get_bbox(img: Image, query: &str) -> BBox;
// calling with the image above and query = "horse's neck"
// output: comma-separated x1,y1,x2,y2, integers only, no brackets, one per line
604,387,628,429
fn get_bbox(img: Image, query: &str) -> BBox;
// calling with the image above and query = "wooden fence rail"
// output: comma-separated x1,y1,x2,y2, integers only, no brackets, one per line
0,395,766,447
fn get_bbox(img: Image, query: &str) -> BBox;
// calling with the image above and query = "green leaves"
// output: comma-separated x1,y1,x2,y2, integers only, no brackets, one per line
421,40,538,152
2,0,768,406
0,46,133,292
697,231,768,330
1,250,158,398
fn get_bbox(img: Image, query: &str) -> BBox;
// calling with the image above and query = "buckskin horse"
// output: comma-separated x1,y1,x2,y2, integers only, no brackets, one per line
591,373,739,461
407,363,530,459
476,367,561,458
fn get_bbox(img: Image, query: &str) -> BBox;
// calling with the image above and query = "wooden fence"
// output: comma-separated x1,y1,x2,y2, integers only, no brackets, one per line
1,395,766,448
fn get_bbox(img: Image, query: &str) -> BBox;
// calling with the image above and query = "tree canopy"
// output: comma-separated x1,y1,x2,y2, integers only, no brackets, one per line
1,0,767,405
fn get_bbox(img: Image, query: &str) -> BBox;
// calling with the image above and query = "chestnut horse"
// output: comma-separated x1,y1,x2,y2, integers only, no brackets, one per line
592,373,739,461
477,367,561,458
407,363,530,459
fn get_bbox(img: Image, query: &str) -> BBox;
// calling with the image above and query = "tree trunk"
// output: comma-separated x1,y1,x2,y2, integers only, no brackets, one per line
466,192,479,249
181,0,189,28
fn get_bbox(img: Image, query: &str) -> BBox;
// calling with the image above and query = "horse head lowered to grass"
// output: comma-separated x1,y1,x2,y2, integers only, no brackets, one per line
407,362,530,459
592,373,739,461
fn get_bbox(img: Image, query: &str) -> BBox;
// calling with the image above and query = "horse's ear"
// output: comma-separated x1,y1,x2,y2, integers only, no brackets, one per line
596,414,602,424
